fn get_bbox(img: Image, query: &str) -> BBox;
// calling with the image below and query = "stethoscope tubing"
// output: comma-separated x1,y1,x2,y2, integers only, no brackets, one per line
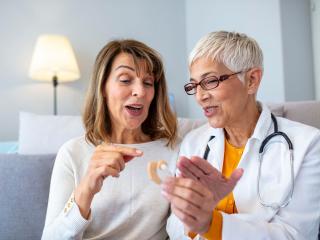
203,113,295,210
257,114,294,210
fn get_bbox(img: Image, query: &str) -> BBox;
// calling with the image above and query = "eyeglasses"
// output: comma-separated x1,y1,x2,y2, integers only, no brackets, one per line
184,71,242,95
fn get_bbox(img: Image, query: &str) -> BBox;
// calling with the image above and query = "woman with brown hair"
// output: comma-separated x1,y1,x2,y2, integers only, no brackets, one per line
42,39,179,239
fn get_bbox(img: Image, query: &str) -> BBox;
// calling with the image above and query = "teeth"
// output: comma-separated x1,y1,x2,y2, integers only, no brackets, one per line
205,107,214,113
127,105,142,110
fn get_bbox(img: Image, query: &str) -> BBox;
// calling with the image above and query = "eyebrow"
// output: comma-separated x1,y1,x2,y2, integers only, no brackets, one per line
190,71,218,82
115,65,135,71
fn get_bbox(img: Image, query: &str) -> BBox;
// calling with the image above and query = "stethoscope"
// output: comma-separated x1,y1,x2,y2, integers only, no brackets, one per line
203,113,294,210
258,113,294,210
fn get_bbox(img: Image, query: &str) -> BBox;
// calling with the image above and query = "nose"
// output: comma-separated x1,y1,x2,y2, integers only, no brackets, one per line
132,81,146,97
195,85,209,103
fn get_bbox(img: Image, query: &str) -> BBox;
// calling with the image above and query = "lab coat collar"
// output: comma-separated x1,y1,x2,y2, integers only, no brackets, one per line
250,102,273,142
206,127,225,171
205,102,273,171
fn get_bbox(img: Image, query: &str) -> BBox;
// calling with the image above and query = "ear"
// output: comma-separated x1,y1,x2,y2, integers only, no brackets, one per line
246,68,262,95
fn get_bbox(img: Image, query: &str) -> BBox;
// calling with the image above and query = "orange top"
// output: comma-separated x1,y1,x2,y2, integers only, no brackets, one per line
189,139,244,240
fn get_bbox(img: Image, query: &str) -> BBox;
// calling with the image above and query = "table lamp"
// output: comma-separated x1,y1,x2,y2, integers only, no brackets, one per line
29,35,80,115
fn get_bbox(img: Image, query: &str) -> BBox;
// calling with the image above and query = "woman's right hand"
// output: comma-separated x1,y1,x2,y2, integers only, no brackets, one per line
74,143,143,219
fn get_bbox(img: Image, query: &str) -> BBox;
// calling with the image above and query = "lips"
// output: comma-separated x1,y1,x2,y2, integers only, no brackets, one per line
125,104,144,116
203,106,218,117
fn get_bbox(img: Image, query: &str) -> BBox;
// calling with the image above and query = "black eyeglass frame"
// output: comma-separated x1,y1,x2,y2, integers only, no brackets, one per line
184,71,243,95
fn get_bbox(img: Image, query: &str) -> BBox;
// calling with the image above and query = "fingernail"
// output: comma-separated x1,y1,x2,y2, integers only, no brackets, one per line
135,149,143,154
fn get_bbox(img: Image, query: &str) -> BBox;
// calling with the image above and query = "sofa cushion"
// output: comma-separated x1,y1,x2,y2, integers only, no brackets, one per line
0,154,56,239
266,103,284,117
18,112,84,155
282,101,320,129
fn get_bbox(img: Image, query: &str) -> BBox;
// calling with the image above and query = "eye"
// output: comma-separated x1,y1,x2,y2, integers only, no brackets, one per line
204,77,218,85
119,78,131,84
143,78,154,87
143,81,154,87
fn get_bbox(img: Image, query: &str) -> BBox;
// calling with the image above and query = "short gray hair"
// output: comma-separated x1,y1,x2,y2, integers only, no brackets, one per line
189,31,264,81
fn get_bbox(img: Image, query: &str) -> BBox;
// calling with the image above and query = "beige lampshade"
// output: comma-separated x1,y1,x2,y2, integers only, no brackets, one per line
29,35,80,82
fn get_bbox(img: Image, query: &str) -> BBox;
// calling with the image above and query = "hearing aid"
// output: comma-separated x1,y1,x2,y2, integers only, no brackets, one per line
147,160,171,184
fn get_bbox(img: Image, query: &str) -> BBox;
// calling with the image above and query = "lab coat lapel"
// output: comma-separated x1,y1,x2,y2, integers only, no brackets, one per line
207,128,225,172
233,103,278,220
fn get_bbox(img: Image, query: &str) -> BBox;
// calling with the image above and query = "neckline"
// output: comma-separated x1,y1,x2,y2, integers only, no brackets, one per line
225,139,245,152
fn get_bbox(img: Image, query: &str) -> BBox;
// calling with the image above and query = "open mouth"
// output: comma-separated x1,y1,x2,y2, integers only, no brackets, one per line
125,104,143,116
203,106,218,117
204,106,215,113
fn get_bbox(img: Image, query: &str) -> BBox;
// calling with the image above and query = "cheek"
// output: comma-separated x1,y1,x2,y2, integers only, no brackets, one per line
106,91,125,115
220,89,248,117
220,82,247,102
107,85,129,104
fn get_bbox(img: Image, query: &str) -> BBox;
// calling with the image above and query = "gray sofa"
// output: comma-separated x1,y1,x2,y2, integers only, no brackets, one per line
0,154,56,239
0,101,319,240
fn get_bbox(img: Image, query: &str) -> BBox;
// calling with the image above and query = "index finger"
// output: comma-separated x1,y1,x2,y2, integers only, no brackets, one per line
189,156,220,175
177,156,203,180
100,143,143,157
162,176,211,198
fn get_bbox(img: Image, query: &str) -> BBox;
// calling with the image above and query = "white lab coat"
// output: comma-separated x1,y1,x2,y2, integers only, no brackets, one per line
167,103,320,240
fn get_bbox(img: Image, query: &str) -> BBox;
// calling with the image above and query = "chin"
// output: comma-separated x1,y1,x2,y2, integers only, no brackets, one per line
208,118,225,129
126,118,146,129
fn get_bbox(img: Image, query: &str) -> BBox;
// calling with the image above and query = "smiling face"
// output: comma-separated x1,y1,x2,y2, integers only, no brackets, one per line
105,52,155,133
190,58,255,129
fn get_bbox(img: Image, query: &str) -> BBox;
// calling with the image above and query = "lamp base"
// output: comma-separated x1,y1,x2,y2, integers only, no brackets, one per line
53,76,58,115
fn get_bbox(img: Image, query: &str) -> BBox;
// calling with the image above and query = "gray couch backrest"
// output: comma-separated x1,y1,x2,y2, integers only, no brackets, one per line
267,100,320,129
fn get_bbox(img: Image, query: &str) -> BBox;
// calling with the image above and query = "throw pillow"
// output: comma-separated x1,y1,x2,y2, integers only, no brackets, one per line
18,112,84,154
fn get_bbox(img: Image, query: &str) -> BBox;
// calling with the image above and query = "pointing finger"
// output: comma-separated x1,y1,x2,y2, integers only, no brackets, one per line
189,156,220,175
99,143,143,158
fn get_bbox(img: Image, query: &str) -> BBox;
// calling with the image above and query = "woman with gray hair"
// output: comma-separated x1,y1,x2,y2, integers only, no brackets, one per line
163,31,320,239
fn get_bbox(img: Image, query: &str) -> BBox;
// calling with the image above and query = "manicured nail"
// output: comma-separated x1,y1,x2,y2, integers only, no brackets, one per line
135,149,143,154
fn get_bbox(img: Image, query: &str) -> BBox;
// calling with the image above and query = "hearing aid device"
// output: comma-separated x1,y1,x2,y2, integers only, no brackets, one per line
147,160,171,184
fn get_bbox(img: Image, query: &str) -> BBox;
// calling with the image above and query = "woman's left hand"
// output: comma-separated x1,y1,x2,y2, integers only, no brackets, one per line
161,156,243,234
177,156,243,201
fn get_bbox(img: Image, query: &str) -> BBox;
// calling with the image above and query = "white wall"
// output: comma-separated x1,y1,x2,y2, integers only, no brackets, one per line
0,0,188,140
0,0,316,140
185,0,314,118
311,0,320,99
280,0,315,100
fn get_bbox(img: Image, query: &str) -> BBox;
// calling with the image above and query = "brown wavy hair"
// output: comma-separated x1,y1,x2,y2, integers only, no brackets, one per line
83,39,177,148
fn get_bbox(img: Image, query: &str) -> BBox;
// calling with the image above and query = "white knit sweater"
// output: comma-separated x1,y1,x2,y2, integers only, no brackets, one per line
42,136,179,240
